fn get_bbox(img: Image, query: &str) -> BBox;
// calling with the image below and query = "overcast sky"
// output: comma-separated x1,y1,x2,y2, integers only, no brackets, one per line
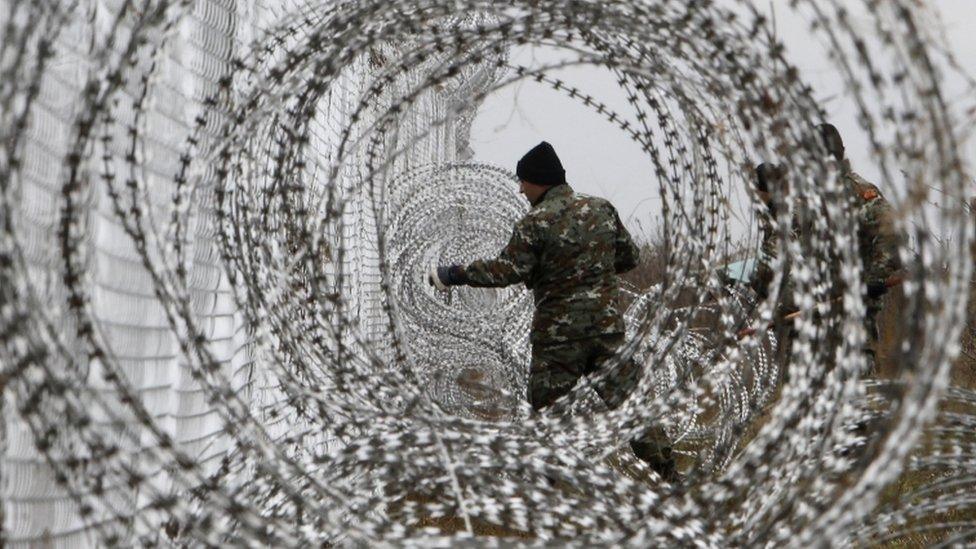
469,1,976,244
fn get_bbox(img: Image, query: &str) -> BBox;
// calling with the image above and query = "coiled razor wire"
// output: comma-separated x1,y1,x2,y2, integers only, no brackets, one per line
0,0,974,546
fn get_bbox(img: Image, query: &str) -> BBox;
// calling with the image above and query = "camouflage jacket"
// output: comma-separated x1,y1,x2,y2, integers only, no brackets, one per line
751,165,899,312
843,166,900,299
460,184,640,346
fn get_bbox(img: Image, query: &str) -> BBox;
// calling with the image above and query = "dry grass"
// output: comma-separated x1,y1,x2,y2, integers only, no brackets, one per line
619,240,670,293
387,491,534,539
868,235,976,546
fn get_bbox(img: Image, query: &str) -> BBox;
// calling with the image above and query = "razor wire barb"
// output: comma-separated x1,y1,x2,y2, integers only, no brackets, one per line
0,0,974,546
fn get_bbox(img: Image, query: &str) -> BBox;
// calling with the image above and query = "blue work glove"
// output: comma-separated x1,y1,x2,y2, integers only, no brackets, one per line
428,265,465,290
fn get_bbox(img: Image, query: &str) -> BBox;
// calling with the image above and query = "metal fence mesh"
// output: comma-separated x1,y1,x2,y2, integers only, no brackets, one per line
0,0,974,546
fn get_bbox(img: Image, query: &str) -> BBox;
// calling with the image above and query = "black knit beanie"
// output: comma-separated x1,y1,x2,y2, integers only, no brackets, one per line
516,142,566,186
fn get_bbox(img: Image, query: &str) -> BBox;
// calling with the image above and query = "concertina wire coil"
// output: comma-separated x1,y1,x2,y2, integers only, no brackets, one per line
0,0,974,546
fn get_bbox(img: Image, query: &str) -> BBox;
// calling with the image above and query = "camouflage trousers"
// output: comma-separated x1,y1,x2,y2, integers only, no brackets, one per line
863,301,884,374
529,334,677,480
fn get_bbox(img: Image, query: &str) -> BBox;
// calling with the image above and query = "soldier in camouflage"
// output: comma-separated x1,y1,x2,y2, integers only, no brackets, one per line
750,162,797,314
749,127,900,368
818,123,901,369
749,162,799,369
429,141,678,481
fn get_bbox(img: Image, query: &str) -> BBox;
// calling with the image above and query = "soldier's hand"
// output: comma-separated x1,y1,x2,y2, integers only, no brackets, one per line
428,265,465,290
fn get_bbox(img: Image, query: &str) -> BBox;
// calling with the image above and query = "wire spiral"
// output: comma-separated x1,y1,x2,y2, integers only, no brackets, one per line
0,0,973,546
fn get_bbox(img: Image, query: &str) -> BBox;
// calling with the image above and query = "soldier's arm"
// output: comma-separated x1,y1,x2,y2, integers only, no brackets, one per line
612,208,640,273
863,194,901,286
461,218,538,288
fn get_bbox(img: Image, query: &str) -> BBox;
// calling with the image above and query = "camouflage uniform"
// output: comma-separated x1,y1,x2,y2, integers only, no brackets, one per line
842,164,900,364
462,184,637,346
750,205,799,373
750,205,798,315
749,165,899,370
749,169,898,293
460,183,677,478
